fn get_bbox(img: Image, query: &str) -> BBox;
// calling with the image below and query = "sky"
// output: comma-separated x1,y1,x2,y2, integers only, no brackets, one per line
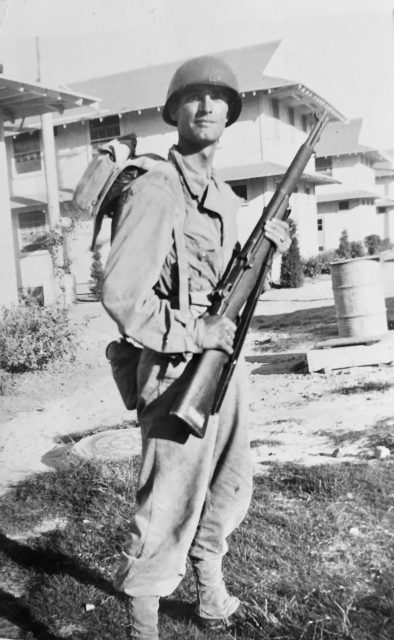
0,0,394,148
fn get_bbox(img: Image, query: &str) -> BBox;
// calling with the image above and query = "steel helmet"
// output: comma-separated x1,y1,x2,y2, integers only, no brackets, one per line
163,55,242,127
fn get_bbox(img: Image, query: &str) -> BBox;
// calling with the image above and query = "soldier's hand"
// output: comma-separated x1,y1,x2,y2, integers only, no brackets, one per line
265,219,291,254
196,315,236,355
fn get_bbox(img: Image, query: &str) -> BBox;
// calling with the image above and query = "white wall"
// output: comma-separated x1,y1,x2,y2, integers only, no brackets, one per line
56,122,92,193
19,250,56,303
317,201,380,250
318,154,376,197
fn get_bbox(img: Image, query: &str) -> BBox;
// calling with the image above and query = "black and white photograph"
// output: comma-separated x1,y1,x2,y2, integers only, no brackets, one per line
0,1,393,638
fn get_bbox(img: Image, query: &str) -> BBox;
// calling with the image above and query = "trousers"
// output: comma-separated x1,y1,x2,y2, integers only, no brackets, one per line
114,347,253,597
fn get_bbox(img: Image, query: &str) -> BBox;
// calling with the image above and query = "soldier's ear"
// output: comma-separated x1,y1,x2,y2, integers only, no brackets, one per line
169,100,178,124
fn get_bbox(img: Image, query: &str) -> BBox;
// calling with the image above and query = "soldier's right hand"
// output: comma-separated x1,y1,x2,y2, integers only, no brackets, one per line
195,315,236,355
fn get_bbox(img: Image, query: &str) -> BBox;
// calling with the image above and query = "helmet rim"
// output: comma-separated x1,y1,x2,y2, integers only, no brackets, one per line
163,56,242,128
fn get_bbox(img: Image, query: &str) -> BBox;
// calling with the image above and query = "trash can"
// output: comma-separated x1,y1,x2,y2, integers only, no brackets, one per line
330,257,388,338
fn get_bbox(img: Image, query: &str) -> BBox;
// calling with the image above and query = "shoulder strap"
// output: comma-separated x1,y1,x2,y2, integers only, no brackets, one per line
172,192,189,317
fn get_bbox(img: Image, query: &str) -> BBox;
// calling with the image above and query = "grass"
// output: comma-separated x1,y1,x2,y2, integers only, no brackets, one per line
0,458,394,639
332,381,393,396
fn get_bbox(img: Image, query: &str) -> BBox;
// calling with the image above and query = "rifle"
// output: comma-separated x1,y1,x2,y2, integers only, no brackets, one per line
170,111,329,438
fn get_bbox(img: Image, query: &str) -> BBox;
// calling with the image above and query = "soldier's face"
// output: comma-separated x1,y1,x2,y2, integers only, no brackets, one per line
172,84,230,147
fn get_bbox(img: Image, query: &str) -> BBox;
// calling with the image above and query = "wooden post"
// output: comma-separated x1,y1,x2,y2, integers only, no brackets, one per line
36,37,61,229
36,37,65,301
0,113,19,305
41,112,61,228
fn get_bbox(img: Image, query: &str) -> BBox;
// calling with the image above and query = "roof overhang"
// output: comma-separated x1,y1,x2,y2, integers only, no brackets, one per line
218,160,339,185
376,197,394,208
316,190,378,204
375,168,394,178
0,75,99,123
10,196,47,212
11,189,77,212
261,80,345,122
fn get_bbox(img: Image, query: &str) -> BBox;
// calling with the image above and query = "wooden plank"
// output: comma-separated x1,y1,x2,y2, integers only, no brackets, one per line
307,342,394,373
313,335,384,349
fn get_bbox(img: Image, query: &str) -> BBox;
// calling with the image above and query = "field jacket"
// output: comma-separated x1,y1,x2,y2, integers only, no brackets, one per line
102,150,239,355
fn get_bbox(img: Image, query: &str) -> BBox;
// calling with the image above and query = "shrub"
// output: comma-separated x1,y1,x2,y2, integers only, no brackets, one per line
336,228,351,258
280,219,304,288
364,234,382,255
0,298,77,373
89,247,104,301
350,240,365,258
302,250,337,278
381,237,393,251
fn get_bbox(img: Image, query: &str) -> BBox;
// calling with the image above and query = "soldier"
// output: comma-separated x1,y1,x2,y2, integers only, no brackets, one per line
102,55,290,639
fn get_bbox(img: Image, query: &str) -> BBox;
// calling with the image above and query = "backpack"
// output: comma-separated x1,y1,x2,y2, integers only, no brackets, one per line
72,133,164,249
73,136,186,411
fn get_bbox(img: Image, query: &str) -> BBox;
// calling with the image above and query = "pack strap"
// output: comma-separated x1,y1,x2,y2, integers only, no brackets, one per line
173,186,189,317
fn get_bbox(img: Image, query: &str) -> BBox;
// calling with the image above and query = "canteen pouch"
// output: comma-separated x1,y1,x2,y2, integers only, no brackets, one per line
105,338,142,411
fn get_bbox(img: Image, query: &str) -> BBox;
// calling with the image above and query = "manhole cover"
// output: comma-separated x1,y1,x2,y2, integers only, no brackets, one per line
72,428,141,461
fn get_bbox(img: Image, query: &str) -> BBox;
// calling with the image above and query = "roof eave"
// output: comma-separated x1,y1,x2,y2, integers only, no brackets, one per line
0,75,100,123
262,83,346,122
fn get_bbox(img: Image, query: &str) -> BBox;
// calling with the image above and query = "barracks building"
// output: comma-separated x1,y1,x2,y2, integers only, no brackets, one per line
3,41,392,304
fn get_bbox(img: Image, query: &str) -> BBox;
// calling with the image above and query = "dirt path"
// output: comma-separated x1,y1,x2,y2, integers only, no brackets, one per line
1,277,393,494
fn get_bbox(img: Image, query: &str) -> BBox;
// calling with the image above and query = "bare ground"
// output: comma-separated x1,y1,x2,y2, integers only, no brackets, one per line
1,275,394,494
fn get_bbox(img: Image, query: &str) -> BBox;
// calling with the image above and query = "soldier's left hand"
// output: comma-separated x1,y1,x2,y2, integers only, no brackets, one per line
265,219,291,254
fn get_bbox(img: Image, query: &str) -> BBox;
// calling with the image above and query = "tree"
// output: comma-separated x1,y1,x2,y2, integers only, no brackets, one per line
89,247,104,301
364,234,382,256
280,219,304,288
336,228,351,259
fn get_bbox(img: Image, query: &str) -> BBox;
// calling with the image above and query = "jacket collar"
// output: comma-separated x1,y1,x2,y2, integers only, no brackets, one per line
169,145,213,201
169,145,235,221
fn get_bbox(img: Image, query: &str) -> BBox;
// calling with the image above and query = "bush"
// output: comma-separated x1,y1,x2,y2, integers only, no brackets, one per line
364,234,382,255
0,298,77,373
336,228,351,259
302,250,337,278
280,219,304,288
90,247,104,301
350,240,365,258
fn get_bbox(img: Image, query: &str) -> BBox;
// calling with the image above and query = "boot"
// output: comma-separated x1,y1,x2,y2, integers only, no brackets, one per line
191,558,243,630
127,596,160,640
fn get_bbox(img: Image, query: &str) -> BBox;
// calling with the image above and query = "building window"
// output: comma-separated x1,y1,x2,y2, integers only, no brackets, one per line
18,210,48,251
315,156,332,175
377,207,387,214
317,218,323,231
89,115,121,152
288,106,295,126
339,200,350,210
305,186,311,195
271,98,280,119
301,114,308,132
13,131,41,174
230,183,248,200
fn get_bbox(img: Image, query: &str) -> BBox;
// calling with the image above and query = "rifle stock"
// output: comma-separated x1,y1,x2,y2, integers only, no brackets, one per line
170,112,329,437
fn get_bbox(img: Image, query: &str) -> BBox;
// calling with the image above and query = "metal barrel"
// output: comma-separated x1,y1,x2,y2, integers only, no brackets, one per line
330,257,388,338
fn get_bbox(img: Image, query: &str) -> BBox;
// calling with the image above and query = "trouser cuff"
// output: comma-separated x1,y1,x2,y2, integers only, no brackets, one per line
128,596,160,640
191,557,239,619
